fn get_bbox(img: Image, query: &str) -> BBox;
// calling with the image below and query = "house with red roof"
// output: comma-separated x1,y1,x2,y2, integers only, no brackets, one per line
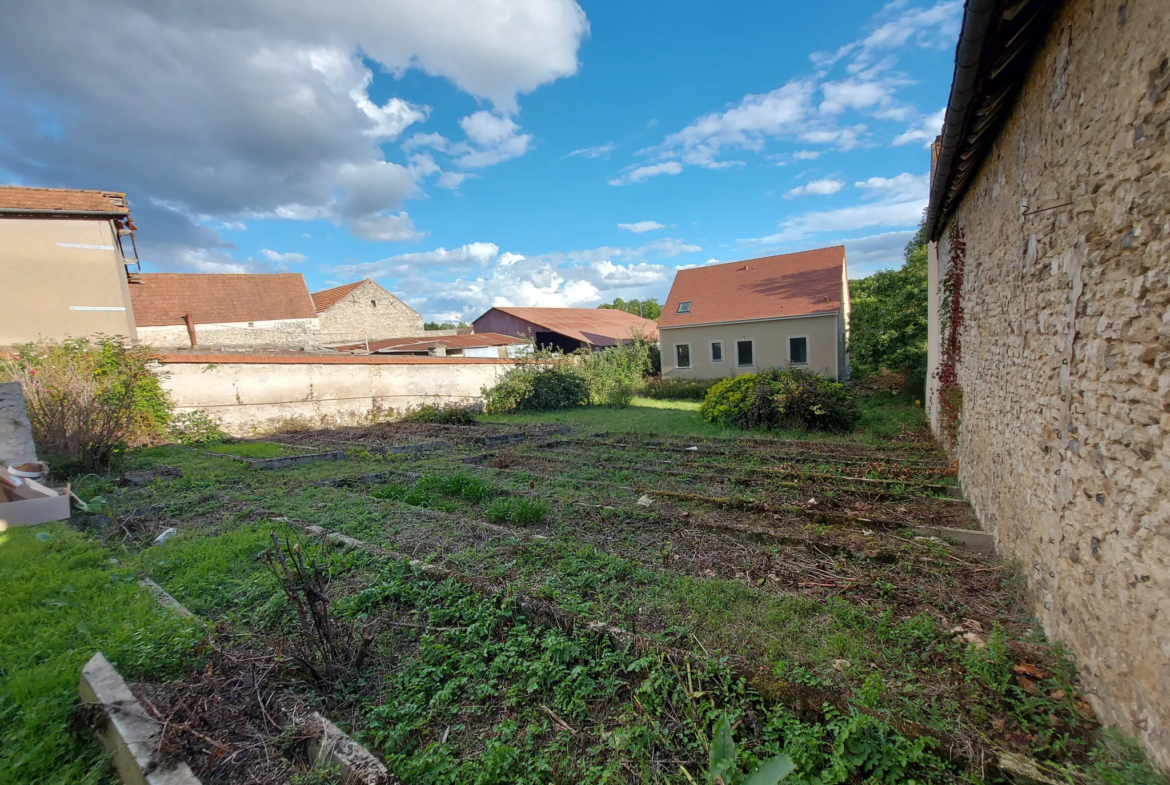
310,279,423,346
659,246,851,380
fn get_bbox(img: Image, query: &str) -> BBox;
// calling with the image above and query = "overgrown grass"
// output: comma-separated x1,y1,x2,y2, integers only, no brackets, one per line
484,496,551,526
202,441,305,459
0,525,203,784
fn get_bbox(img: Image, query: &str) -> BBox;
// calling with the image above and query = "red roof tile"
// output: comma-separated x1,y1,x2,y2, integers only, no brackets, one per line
310,280,368,313
129,274,318,327
333,332,530,353
479,307,659,345
659,246,846,328
0,185,130,215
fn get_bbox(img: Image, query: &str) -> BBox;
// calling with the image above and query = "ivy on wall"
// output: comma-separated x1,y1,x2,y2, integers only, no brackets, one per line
936,224,966,453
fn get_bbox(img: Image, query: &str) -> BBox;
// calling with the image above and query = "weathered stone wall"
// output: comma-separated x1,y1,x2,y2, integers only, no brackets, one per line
0,382,37,467
319,280,423,345
157,354,514,435
136,318,321,351
934,0,1168,767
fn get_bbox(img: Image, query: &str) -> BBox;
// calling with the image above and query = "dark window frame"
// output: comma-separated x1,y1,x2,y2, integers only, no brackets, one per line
736,340,754,367
675,343,692,369
788,335,809,365
710,341,723,363
676,301,692,314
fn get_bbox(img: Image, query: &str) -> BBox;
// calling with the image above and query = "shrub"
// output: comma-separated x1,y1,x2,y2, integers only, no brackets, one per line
699,368,859,432
167,409,226,444
3,336,173,471
574,336,654,408
401,402,478,425
639,377,716,401
483,365,589,414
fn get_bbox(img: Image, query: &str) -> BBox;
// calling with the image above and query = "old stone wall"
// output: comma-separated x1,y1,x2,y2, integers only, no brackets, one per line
157,354,514,435
936,0,1168,767
136,318,321,351
0,382,37,467
319,280,423,345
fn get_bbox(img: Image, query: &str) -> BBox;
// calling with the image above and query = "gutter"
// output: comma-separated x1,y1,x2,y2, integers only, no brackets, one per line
0,208,129,218
924,0,998,241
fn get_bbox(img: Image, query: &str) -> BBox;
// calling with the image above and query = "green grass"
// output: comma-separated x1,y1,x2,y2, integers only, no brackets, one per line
202,441,304,459
0,525,203,784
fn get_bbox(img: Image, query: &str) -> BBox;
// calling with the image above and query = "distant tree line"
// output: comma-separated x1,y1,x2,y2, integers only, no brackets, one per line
597,297,662,321
424,321,470,331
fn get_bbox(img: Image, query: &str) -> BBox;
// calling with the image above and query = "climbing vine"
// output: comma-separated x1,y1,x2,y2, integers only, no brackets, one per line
936,224,965,453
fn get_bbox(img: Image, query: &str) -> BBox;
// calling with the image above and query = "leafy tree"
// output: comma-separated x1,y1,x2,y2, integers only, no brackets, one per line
848,219,928,388
424,321,469,331
598,297,662,320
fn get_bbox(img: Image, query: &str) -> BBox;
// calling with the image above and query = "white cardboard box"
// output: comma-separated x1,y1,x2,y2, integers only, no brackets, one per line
0,469,71,529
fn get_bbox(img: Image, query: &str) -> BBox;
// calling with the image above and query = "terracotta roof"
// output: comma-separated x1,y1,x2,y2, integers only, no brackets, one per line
310,279,368,313
658,247,846,328
129,274,318,327
0,185,130,215
154,353,517,365
478,307,659,346
333,332,529,353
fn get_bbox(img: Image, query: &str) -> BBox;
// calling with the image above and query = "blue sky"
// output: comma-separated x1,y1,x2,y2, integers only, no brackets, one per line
0,0,957,322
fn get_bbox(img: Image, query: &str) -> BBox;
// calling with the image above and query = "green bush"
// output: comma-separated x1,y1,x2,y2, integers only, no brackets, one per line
401,402,478,425
574,336,654,408
483,365,589,414
639,377,716,401
3,336,173,471
699,368,859,432
167,409,226,444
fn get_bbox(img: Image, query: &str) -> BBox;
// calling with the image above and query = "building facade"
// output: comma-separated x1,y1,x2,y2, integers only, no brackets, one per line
311,279,423,346
0,186,138,346
925,0,1169,767
659,247,850,380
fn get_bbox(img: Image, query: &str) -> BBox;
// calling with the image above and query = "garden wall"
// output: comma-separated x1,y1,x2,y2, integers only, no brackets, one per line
155,354,517,435
928,0,1169,767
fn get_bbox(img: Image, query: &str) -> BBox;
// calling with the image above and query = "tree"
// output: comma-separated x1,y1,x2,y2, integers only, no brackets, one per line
598,297,662,320
848,219,928,390
424,321,469,331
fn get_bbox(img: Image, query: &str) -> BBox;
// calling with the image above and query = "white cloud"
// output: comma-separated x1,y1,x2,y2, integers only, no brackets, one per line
705,258,721,264
893,107,947,146
0,0,587,269
347,212,424,242
784,178,845,199
609,161,683,186
792,150,820,160
261,249,307,264
840,230,918,277
642,238,702,257
330,242,500,278
436,171,478,190
456,112,533,167
855,171,930,201
567,142,617,159
498,252,526,266
617,221,666,233
745,199,926,244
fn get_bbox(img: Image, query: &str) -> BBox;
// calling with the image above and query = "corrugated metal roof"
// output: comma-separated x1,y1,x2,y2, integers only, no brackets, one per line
129,274,318,327
333,332,529,353
658,247,846,328
478,307,659,346
310,279,367,313
0,185,130,215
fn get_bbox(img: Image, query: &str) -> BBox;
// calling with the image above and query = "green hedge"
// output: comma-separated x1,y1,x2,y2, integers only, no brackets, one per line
483,366,590,414
699,368,859,432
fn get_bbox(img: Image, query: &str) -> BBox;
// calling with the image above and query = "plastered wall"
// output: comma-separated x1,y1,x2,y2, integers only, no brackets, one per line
932,0,1169,766
157,356,514,435
660,314,841,380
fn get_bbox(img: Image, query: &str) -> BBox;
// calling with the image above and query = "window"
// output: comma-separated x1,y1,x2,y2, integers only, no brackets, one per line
736,340,753,367
677,301,692,314
788,335,808,364
675,343,691,369
710,341,723,363
371,299,377,307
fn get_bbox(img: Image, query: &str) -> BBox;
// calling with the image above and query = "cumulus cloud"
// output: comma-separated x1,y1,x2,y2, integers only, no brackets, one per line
456,112,533,167
0,0,587,268
840,230,918,277
436,171,479,190
261,249,307,265
792,150,821,160
330,242,501,278
893,107,947,146
855,172,930,200
784,178,845,199
617,221,666,233
567,142,617,159
609,161,683,186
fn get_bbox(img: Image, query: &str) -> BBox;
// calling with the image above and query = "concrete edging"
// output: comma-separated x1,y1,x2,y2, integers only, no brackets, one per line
79,652,202,785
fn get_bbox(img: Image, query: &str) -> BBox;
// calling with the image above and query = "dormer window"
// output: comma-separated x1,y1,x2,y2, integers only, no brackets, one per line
677,301,692,314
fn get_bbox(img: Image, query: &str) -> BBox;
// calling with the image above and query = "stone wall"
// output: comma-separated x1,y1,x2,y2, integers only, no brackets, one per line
156,354,515,435
319,280,423,346
0,382,37,467
136,318,321,351
930,0,1168,767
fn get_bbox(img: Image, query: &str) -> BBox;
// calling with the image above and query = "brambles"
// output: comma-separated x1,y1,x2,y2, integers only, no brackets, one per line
4,336,173,471
484,496,550,526
700,368,859,432
401,403,478,425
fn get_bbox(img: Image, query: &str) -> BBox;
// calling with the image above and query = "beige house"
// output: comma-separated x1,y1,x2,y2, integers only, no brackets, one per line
923,0,1169,767
659,247,851,380
311,279,423,347
0,186,139,346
